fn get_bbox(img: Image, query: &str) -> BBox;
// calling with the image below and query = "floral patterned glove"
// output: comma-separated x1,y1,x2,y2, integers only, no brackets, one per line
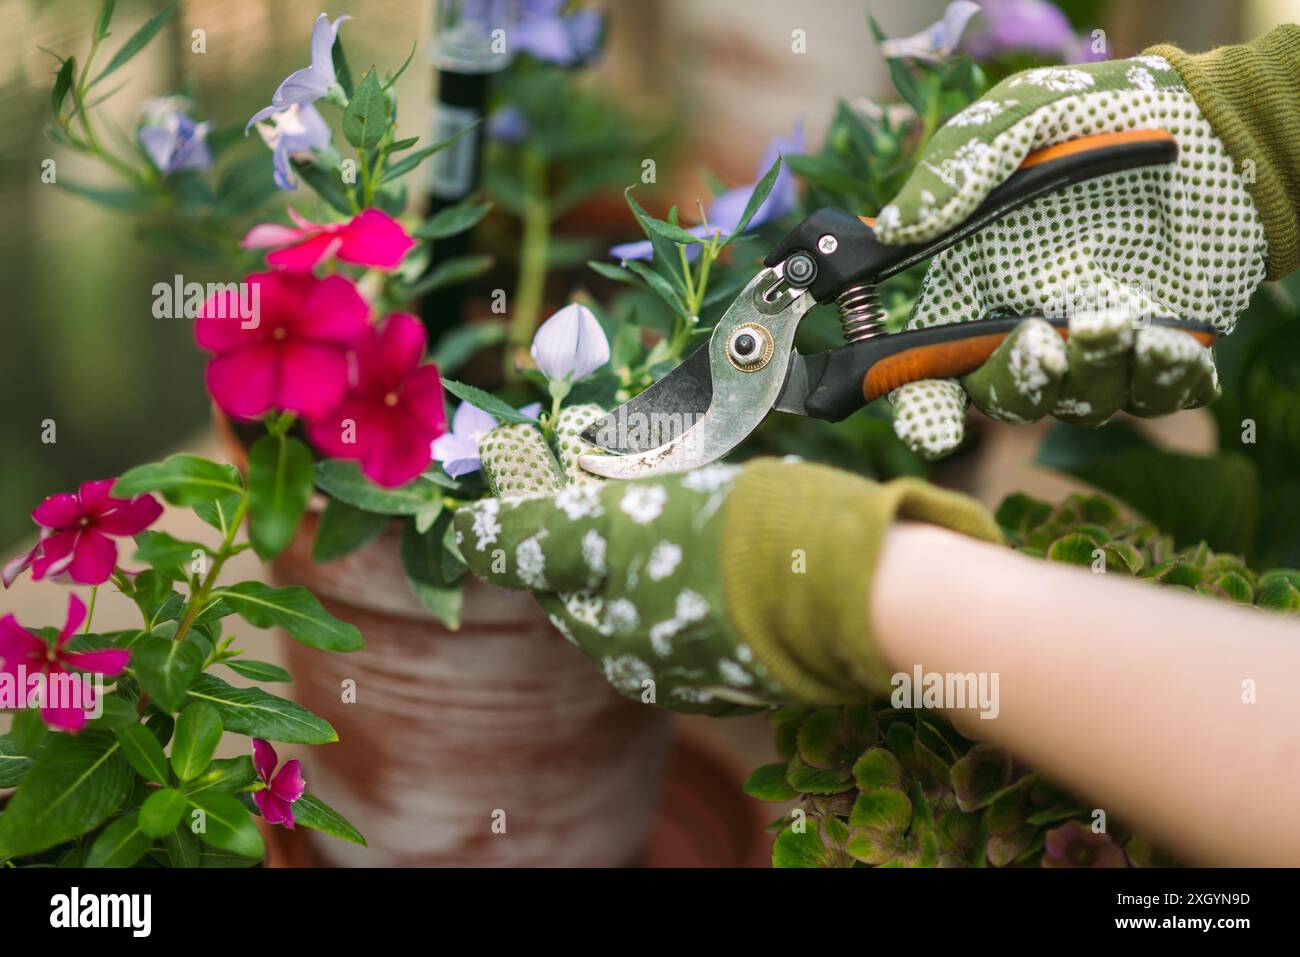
875,53,1270,458
453,407,1004,714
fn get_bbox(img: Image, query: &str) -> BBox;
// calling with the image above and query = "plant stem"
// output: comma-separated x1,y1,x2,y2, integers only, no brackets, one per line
83,585,97,634
506,147,550,382
171,496,249,647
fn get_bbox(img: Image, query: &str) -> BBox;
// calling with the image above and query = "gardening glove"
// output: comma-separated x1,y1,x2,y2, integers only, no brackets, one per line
877,26,1300,458
452,406,1003,714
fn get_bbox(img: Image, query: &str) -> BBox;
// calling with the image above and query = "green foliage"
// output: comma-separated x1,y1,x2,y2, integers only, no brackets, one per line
756,489,1297,868
1,452,363,868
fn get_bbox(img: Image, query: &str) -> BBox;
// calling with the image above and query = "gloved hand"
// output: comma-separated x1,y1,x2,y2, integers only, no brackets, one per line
453,406,1003,714
875,44,1290,458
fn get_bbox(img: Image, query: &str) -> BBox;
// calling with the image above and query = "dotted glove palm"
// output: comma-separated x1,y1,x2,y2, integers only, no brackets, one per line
453,406,1003,714
876,54,1269,458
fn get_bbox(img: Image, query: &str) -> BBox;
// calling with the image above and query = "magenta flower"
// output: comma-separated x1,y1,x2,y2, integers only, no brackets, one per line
5,479,163,587
243,208,416,272
530,303,609,383
252,739,307,829
1041,821,1129,868
307,313,448,487
195,271,370,421
0,594,130,733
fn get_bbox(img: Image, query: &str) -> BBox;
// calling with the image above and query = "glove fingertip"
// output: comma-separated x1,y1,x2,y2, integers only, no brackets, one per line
889,379,967,460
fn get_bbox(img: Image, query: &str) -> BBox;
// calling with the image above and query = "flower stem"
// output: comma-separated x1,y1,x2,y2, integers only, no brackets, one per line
83,585,97,634
506,148,550,382
171,495,249,648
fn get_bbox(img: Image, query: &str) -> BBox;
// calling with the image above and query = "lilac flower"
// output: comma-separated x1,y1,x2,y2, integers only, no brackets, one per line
514,0,604,66
609,123,805,262
138,97,212,175
962,0,1100,64
530,303,610,383
251,103,333,191
880,1,982,62
246,13,350,132
433,402,500,477
487,104,531,144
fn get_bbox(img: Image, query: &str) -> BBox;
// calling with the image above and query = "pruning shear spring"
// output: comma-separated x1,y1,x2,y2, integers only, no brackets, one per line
579,129,1216,479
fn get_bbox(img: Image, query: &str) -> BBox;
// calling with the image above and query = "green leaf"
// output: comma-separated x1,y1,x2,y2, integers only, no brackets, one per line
315,459,445,517
0,733,32,788
57,178,157,212
247,434,314,560
0,731,132,858
382,119,480,182
587,260,642,286
1257,570,1300,612
429,322,507,377
293,160,352,215
1037,422,1260,555
949,744,1013,812
849,788,913,834
184,755,257,796
131,633,207,713
797,709,844,767
116,723,170,785
94,0,117,42
1046,532,1099,566
403,254,494,297
91,694,139,731
114,453,244,506
10,708,49,755
140,788,189,838
187,791,265,859
85,812,151,867
623,260,687,316
52,56,76,114
331,30,355,98
441,378,536,425
133,530,211,581
163,825,201,867
742,762,797,802
293,793,367,846
186,673,336,744
852,747,904,792
92,2,176,86
342,68,391,149
313,497,391,563
224,659,292,683
415,199,493,240
785,755,852,794
400,518,463,629
208,581,363,651
722,154,783,245
172,702,223,781
194,493,244,537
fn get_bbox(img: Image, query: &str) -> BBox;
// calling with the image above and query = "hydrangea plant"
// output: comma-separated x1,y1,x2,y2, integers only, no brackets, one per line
748,490,1299,868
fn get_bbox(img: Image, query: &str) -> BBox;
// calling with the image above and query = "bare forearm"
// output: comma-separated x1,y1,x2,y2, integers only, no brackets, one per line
872,522,1300,865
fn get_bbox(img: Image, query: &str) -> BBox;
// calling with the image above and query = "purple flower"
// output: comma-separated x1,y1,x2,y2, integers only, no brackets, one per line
487,104,531,144
962,0,1099,64
880,1,982,62
138,98,212,175
530,303,610,383
514,0,604,66
250,102,333,191
609,123,805,262
432,402,500,478
1041,821,1129,868
246,13,350,132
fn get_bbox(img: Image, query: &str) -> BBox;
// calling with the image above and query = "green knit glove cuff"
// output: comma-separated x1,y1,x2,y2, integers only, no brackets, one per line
1148,25,1300,279
718,461,1003,705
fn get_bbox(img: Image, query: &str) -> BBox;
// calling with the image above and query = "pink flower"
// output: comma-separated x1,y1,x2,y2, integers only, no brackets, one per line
0,594,130,732
242,208,416,271
195,270,370,420
307,313,448,487
252,739,306,829
5,479,163,587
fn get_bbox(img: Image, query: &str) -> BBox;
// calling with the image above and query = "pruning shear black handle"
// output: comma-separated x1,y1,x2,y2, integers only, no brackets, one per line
765,129,1180,304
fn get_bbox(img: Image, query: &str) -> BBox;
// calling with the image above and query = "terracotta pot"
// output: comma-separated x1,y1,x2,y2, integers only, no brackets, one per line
270,509,673,866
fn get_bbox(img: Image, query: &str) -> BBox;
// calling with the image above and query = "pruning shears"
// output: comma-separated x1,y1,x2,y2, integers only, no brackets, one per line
578,129,1216,478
